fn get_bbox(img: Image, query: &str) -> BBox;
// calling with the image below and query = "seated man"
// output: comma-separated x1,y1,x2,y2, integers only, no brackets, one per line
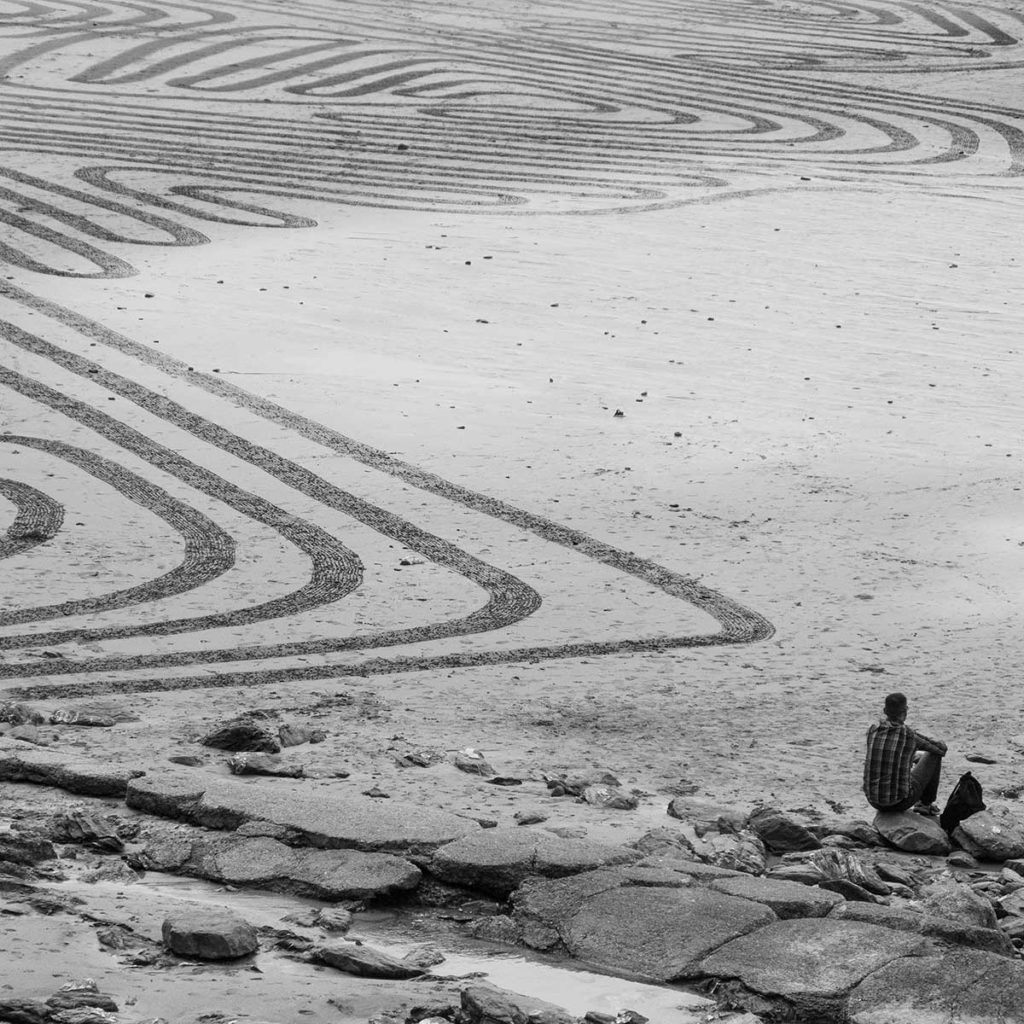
864,692,947,815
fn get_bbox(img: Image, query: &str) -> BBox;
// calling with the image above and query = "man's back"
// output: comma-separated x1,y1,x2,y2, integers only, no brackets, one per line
864,717,915,808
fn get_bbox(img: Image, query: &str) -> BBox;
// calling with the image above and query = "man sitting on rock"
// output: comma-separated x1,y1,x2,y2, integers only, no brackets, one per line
864,692,947,816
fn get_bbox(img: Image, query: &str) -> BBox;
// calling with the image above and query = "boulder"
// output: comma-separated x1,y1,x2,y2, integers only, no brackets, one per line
200,718,281,753
161,907,258,959
953,809,1024,862
430,828,639,896
580,785,638,810
632,827,697,859
278,723,326,747
710,874,843,919
454,750,494,776
829,900,1013,956
0,999,51,1022
513,868,776,981
873,810,951,855
918,874,997,929
747,807,821,853
461,982,576,1024
227,753,304,778
698,918,931,1019
50,813,123,852
313,941,423,979
820,820,883,846
848,946,1024,1023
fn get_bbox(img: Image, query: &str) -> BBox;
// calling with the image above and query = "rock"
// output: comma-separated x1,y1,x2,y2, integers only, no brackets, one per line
50,813,123,853
467,915,522,944
746,807,821,853
313,941,423,978
454,750,494,776
0,703,45,725
316,907,352,932
545,769,620,797
278,723,326,747
692,829,768,876
636,854,744,881
0,1000,51,1023
200,718,281,753
167,754,204,767
823,820,883,846
0,747,143,797
0,830,57,864
873,810,951,855
711,874,843,919
130,774,478,854
513,810,548,826
227,753,303,778
848,946,1024,1023
665,797,748,834
633,828,697,859
402,943,446,969
829,901,1013,955
161,833,421,900
953,809,1024,862
580,786,638,810
460,982,576,1024
82,861,140,885
46,980,117,1012
49,709,115,728
8,724,49,746
513,868,776,981
918,874,997,929
698,918,931,1020
161,907,258,959
430,828,640,896
1004,857,1024,878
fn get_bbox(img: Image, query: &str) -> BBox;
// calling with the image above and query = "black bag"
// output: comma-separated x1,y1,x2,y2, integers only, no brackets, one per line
940,771,985,835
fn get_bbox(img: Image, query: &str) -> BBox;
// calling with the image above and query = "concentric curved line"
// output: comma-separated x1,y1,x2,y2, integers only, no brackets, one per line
0,477,64,559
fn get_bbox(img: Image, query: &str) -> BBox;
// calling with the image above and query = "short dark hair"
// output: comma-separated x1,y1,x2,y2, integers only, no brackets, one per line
884,692,908,717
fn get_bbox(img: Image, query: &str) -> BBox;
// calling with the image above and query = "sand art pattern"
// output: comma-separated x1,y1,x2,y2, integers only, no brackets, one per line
4,0,1024,695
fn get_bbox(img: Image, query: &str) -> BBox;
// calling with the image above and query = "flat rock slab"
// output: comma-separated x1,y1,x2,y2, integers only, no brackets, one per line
314,941,423,979
953,809,1024,862
128,773,478,854
0,745,143,796
873,810,951,855
710,874,843,919
461,982,577,1024
848,946,1024,1023
699,918,931,1018
513,868,776,982
829,901,1013,956
430,828,640,896
162,907,258,960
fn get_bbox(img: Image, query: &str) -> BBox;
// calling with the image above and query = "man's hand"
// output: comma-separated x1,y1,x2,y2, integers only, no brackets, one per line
935,740,948,756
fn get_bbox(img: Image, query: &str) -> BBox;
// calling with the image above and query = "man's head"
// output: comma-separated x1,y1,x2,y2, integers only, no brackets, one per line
884,692,908,722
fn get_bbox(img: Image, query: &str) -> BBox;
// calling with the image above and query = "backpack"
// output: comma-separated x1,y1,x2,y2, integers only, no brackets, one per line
940,771,985,835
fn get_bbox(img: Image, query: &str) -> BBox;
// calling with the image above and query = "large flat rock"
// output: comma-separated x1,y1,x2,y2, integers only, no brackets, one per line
513,868,776,982
128,773,478,854
848,947,1024,1023
429,828,640,896
0,744,143,796
699,919,931,1018
873,810,951,855
710,874,843,919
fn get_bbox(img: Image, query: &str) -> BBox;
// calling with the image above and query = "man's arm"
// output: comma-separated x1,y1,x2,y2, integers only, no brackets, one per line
912,729,947,756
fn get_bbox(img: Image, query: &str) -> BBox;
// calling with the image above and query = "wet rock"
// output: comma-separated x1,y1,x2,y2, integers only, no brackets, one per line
829,900,1012,955
466,914,521,944
873,810,951,854
227,753,303,778
0,747,143,797
316,907,352,932
460,982,576,1024
699,918,930,1019
278,723,327,747
200,718,281,753
402,943,445,969
746,807,821,853
580,786,638,810
0,829,57,864
953,809,1024,862
711,874,843,919
162,907,258,959
430,828,639,896
513,867,775,981
848,946,1024,1023
918,874,998,929
50,709,115,728
313,941,423,978
0,703,46,725
454,750,494,776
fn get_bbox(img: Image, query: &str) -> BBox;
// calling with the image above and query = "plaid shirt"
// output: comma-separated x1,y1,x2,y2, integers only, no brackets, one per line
863,717,944,809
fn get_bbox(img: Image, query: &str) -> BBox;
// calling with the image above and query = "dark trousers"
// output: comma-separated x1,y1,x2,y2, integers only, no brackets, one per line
883,752,942,812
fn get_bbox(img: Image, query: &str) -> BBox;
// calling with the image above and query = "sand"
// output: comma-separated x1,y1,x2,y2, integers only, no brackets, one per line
2,0,1024,1018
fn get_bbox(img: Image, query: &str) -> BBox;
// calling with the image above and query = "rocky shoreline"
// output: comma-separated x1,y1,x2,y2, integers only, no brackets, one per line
4,701,1024,1024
